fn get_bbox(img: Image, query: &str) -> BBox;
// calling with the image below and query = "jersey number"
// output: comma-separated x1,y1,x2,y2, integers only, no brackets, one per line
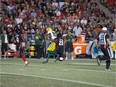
59,39,63,45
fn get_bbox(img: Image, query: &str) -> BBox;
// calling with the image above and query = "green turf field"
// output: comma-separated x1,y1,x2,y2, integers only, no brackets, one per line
0,58,116,87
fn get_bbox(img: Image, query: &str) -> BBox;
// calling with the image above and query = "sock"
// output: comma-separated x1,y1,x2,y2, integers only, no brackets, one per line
5,52,9,56
46,58,49,62
43,53,50,63
21,53,27,63
55,57,59,62
55,54,60,61
65,57,68,60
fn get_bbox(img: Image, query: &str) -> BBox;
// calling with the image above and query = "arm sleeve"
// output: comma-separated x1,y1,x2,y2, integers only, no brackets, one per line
105,34,110,39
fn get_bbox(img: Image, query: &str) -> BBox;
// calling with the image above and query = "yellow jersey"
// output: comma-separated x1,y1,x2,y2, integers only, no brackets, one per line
112,42,116,51
47,42,56,51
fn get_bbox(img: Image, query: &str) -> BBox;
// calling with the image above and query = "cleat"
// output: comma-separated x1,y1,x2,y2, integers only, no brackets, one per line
106,68,111,71
71,57,74,60
25,61,30,66
54,57,59,62
43,59,48,64
54,59,57,62
42,61,48,64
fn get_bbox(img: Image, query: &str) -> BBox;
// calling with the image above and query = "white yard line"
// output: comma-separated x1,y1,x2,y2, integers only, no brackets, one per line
1,63,116,73
0,72,113,87
72,63,116,66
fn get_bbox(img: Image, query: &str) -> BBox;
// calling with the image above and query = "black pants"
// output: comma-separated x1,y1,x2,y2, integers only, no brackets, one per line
35,45,43,58
41,46,45,58
1,43,8,55
100,45,112,69
57,46,64,57
16,43,20,51
65,42,74,52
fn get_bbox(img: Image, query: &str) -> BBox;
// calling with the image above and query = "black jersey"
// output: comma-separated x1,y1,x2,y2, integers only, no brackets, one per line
58,37,64,46
14,34,22,44
8,34,14,44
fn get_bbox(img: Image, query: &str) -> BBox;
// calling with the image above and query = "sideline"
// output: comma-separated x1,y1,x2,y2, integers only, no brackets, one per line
0,72,113,87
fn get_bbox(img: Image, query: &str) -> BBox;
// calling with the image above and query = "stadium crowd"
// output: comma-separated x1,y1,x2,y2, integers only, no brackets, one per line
0,0,115,58
99,0,115,14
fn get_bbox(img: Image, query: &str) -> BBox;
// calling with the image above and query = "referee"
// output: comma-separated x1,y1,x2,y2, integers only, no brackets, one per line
94,27,113,71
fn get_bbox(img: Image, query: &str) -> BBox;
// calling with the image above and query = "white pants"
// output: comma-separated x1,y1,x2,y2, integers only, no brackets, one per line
9,44,16,52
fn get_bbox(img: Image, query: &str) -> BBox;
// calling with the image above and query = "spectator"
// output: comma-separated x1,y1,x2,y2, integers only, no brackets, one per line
65,31,75,60
34,29,44,58
0,30,9,56
112,29,116,40
73,23,83,37
0,0,115,59
15,15,23,24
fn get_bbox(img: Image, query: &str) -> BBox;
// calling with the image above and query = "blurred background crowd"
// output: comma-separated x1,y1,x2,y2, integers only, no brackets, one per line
99,0,115,15
0,0,115,43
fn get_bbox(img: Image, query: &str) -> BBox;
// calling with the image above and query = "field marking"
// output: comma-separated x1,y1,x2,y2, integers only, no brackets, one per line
0,59,116,66
0,72,113,87
72,63,116,66
1,58,116,61
1,63,116,73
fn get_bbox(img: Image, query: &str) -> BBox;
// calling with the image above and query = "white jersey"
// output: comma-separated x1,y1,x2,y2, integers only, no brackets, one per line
98,33,109,46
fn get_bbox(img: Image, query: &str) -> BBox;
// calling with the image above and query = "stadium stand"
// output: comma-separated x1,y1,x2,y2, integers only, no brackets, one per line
0,0,115,58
